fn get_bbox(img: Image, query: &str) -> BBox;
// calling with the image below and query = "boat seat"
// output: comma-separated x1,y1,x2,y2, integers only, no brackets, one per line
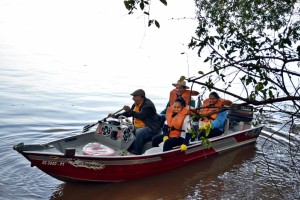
142,141,153,153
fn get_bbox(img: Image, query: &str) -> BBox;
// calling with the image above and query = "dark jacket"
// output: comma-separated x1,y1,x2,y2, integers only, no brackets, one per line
116,98,161,135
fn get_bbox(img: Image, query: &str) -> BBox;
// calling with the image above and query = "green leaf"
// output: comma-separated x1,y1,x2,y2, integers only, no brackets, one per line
255,82,264,92
250,91,256,101
246,76,252,85
159,0,167,6
124,0,135,11
240,75,246,82
139,2,144,10
124,1,131,10
269,90,274,98
154,20,160,28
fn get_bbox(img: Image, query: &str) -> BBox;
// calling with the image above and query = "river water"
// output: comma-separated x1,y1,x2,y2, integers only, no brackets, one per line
1,1,300,200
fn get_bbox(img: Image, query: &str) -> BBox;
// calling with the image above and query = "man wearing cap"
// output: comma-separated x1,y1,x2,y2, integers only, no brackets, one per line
109,89,161,155
160,80,199,115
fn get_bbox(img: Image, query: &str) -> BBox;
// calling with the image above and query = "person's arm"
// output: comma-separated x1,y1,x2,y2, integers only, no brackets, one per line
116,105,134,118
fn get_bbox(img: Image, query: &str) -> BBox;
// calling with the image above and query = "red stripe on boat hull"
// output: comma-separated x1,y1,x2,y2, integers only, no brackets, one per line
17,126,263,182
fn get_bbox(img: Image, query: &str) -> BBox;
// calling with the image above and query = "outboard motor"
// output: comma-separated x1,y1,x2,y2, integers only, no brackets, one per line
227,106,253,128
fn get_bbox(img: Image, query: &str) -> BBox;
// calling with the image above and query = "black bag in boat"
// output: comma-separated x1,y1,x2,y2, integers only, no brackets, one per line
227,106,253,123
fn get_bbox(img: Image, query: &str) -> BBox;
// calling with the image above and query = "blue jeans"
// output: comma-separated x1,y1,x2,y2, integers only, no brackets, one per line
132,127,154,155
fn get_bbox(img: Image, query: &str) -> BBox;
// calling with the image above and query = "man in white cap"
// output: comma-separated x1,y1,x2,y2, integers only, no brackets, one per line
109,89,161,154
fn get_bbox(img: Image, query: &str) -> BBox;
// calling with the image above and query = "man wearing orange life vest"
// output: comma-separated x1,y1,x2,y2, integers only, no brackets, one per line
160,80,199,114
197,92,232,138
152,97,192,151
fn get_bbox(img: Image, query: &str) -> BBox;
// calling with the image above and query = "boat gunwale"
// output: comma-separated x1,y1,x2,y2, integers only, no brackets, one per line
16,125,264,159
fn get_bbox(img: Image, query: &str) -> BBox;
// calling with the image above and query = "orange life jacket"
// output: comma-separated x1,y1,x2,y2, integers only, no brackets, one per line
169,89,197,107
166,107,190,138
199,99,227,122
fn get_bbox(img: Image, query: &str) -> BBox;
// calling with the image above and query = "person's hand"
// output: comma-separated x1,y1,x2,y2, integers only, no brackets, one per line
163,136,169,142
123,105,131,112
180,144,187,151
